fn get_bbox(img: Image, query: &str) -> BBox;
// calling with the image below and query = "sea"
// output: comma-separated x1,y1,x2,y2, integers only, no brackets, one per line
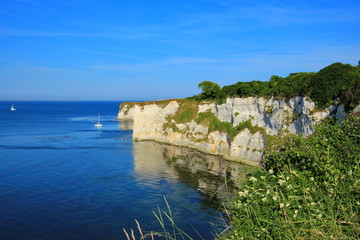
0,101,247,240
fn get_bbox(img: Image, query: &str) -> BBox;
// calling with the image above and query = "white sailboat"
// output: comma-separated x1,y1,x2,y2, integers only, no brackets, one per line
10,104,16,111
94,112,103,127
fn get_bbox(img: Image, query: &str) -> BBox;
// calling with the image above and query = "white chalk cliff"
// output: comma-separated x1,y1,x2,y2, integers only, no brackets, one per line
118,97,348,165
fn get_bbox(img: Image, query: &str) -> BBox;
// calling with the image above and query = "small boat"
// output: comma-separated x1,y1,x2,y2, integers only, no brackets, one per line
10,104,16,111
94,112,103,127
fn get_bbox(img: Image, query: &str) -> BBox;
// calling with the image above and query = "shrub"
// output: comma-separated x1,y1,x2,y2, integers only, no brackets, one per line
223,114,360,239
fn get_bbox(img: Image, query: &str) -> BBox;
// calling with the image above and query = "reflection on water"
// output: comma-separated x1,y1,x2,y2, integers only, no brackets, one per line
133,141,252,208
118,121,133,130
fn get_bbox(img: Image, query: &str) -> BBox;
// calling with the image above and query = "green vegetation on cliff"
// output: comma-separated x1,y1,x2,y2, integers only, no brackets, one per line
196,111,266,140
192,62,360,110
162,100,265,139
170,99,199,123
222,114,360,239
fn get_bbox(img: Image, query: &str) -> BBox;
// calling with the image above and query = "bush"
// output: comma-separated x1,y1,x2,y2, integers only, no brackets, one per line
223,114,360,239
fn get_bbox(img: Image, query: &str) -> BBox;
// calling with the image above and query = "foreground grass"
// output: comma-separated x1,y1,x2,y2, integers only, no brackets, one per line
123,197,205,240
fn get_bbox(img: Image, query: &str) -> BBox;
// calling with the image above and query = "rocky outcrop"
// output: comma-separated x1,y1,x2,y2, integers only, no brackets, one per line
118,97,349,165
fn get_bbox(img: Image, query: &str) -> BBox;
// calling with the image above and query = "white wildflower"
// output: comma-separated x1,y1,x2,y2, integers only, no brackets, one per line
272,196,278,201
249,177,257,182
260,176,265,180
287,185,292,189
266,189,270,195
310,202,316,206
286,203,290,207
280,203,285,208
278,179,286,185
262,197,267,202
239,189,249,197
310,177,314,181
269,169,274,174
294,210,299,214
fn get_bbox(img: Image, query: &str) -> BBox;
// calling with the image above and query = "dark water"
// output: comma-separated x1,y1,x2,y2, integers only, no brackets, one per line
0,101,248,240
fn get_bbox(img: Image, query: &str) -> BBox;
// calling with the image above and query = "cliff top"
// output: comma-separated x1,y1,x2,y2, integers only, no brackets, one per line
191,62,359,112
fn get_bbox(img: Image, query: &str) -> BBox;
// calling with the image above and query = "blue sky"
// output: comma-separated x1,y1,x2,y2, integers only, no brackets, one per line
0,0,359,100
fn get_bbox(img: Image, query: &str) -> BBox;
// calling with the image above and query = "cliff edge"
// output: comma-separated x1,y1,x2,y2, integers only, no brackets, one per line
118,97,349,165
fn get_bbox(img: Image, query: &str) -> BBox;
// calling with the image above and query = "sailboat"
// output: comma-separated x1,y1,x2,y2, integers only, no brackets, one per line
94,112,103,127
10,104,16,111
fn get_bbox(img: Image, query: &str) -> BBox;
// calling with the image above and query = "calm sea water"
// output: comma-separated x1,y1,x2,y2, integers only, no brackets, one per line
0,101,247,240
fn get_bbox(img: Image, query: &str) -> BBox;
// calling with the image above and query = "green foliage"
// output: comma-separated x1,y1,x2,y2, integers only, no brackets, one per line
192,62,360,111
265,106,273,114
169,122,181,132
196,81,222,100
310,63,359,109
264,114,360,178
292,111,300,122
223,115,360,239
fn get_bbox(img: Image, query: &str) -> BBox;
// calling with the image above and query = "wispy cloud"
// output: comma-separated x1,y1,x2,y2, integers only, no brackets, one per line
253,5,360,25
0,27,153,39
72,49,146,61
88,42,360,82
176,4,360,35
14,0,40,6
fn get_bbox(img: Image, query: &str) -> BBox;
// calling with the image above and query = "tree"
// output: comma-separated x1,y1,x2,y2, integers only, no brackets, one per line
197,81,221,99
310,62,353,108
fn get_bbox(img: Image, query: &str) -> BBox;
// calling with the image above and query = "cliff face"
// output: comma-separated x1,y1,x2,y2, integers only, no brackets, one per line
118,97,347,165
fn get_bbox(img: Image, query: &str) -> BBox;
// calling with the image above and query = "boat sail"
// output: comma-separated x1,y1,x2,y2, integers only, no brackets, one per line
94,112,103,127
10,104,16,111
